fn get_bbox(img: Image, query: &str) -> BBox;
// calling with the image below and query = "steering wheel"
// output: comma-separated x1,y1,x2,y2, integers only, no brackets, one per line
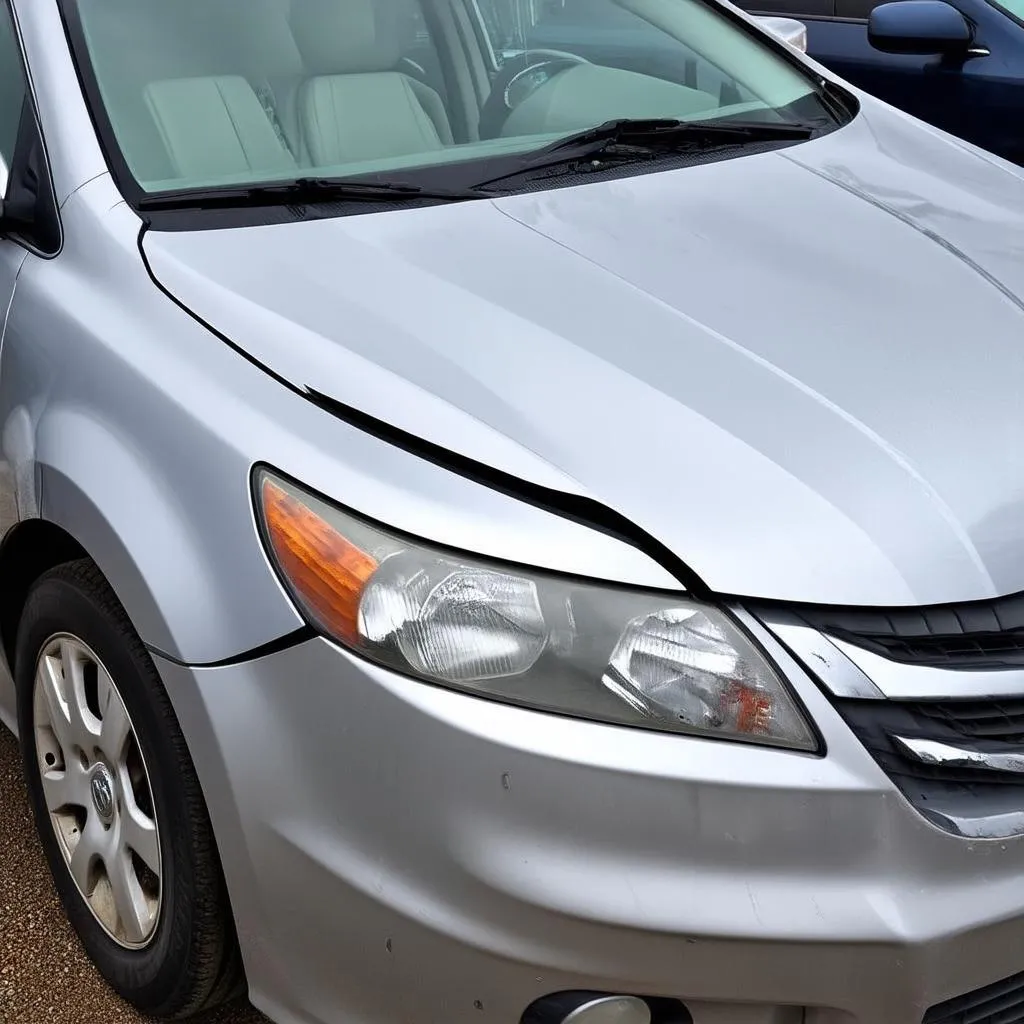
479,51,588,140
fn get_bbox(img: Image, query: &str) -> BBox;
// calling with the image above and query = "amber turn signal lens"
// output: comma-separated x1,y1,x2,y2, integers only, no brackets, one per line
261,479,378,643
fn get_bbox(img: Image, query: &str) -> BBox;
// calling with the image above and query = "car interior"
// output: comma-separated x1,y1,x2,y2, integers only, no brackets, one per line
73,0,817,191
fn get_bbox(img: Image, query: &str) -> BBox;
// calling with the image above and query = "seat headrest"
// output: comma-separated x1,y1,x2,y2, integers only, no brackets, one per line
289,0,403,75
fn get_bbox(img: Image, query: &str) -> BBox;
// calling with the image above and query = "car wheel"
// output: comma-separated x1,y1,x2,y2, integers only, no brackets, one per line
15,558,243,1019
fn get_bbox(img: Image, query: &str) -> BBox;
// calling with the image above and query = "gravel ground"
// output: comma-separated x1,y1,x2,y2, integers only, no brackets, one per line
0,727,267,1024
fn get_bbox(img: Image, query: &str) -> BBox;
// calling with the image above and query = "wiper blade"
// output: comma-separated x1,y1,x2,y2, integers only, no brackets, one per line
138,176,487,211
545,116,813,153
473,117,815,189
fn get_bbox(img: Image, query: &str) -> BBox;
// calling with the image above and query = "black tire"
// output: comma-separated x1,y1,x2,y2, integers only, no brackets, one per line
15,558,244,1019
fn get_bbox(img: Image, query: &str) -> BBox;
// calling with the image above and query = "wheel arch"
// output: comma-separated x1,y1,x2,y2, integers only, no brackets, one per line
0,517,89,673
29,406,301,667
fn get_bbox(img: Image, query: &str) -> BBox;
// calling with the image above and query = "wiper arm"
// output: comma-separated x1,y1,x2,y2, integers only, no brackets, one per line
138,176,488,211
545,116,813,153
473,117,815,190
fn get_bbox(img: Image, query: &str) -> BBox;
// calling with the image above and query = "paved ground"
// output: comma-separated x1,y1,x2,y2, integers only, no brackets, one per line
0,728,267,1024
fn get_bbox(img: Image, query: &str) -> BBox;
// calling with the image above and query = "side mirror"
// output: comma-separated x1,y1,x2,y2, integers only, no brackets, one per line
0,155,10,225
755,15,809,52
0,150,41,236
868,0,972,55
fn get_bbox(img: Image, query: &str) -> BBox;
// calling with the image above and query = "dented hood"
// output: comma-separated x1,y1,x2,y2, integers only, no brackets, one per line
143,101,1024,607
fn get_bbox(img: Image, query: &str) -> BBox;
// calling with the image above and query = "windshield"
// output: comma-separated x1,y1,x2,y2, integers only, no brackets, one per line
63,0,841,200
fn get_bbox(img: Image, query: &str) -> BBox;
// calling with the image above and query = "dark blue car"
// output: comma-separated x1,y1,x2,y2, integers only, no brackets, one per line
523,0,1024,165
753,0,1024,165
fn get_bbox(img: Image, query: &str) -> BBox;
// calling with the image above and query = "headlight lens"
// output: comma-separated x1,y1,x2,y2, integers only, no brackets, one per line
257,470,816,750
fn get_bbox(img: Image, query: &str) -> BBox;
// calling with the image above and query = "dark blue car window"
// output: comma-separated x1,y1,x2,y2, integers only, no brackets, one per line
988,0,1024,19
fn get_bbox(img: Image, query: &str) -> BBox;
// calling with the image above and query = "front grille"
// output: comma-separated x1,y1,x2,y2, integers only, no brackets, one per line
753,596,1024,834
916,699,1024,743
819,681,1024,842
924,968,1024,1023
834,700,1024,1020
835,696,1024,831
759,590,1024,669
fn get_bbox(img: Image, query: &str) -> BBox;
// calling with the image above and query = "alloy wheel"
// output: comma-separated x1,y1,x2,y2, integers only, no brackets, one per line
31,633,162,949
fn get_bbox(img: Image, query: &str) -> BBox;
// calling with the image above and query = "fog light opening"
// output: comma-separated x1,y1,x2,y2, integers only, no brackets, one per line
521,992,692,1024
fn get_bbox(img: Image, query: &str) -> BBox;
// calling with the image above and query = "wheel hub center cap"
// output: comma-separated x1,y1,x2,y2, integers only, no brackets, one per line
89,763,116,825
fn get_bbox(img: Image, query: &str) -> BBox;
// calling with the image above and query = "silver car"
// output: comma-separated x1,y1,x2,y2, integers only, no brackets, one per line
3,0,1024,1022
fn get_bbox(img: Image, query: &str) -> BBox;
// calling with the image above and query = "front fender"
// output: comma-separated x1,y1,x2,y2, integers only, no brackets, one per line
0,181,307,666
37,407,302,665
5,178,681,670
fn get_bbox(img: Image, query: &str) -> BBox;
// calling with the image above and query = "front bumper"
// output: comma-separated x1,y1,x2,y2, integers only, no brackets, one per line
156,620,1024,1024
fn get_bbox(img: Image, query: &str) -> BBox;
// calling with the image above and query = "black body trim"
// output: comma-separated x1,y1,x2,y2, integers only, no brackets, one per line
147,626,316,669
303,389,705,594
138,224,703,596
924,967,1024,1023
751,589,1024,669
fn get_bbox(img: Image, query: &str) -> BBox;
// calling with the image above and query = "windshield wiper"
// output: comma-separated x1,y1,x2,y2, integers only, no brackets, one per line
472,117,816,190
137,176,488,211
137,121,816,211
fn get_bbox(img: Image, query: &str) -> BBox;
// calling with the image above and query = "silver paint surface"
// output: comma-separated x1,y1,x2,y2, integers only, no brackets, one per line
146,97,1024,607
3,4,1024,1023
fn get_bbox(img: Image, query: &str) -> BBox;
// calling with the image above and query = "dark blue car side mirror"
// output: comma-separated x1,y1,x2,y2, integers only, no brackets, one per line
868,0,973,55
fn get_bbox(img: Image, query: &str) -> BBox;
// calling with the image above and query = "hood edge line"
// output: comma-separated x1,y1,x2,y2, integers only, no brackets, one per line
304,387,706,595
138,224,705,597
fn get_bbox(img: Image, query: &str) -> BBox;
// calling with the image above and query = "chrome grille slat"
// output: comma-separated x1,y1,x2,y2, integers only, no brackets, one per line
827,696,1024,837
893,736,1024,775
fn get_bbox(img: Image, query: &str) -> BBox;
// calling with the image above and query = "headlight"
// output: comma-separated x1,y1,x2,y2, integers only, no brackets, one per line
255,470,816,750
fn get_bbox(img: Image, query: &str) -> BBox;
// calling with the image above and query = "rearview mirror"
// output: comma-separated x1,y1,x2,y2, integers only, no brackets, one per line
868,0,972,55
754,16,809,52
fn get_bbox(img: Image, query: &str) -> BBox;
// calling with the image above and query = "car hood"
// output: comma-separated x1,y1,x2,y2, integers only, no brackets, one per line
143,101,1024,607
